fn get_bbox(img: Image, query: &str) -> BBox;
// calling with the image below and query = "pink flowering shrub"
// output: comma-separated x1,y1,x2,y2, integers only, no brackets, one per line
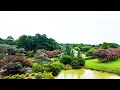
94,48,120,62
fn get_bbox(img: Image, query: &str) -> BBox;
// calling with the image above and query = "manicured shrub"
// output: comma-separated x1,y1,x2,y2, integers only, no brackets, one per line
4,62,23,74
34,52,51,63
70,60,81,69
0,55,33,76
32,63,46,73
60,55,73,65
47,62,63,76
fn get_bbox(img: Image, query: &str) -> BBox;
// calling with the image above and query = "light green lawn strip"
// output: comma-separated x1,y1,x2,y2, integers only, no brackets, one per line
85,58,120,75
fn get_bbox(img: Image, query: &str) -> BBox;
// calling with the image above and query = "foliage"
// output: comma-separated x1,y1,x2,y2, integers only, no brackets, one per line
80,46,91,53
65,44,71,55
23,60,33,67
16,34,60,51
94,48,120,62
43,50,61,58
60,55,73,65
32,63,46,73
98,42,120,49
20,67,32,74
78,58,85,66
0,44,17,55
86,48,95,56
27,50,35,57
46,61,63,76
70,60,81,69
0,53,6,59
63,64,72,70
0,55,33,76
3,74,25,79
34,52,51,63
3,73,37,79
35,72,54,79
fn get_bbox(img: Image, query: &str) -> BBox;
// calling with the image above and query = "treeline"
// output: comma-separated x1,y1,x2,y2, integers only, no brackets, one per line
0,33,60,52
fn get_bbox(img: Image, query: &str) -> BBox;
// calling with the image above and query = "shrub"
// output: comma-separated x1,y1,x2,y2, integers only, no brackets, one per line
47,62,63,76
63,64,72,70
3,74,25,79
23,60,33,67
32,63,46,73
0,53,6,59
60,55,73,65
78,59,85,66
35,72,54,79
42,71,54,79
94,48,120,62
20,67,32,74
4,62,23,74
34,52,51,63
35,72,43,79
70,60,81,69
27,50,34,57
86,48,95,57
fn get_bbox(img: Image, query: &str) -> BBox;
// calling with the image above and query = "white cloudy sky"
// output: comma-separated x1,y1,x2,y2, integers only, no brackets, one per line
0,11,120,45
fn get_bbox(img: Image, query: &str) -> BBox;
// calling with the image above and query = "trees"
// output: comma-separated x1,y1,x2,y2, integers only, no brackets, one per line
16,34,60,52
98,42,120,49
65,44,71,55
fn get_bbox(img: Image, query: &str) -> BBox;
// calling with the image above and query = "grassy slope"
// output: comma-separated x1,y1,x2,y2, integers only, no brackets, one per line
85,58,120,75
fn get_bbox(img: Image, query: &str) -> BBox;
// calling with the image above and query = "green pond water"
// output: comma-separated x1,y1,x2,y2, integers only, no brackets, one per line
55,68,120,79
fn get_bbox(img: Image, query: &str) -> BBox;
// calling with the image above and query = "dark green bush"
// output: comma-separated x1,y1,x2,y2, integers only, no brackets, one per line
78,58,85,66
32,63,46,73
70,60,81,69
47,61,63,76
60,55,73,65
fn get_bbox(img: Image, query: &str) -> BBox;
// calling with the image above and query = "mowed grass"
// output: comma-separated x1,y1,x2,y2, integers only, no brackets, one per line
85,58,120,75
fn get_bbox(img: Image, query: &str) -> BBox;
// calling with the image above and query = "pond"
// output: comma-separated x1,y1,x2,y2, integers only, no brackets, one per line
55,68,120,79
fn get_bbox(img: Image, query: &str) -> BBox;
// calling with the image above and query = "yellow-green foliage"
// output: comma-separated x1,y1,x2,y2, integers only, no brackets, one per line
35,72,54,79
3,73,37,79
85,58,120,75
63,64,72,70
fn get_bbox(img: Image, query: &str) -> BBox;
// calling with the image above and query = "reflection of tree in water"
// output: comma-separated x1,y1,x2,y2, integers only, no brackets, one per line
63,68,85,79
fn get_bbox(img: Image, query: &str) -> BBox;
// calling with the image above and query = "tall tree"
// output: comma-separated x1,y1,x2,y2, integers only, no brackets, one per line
65,44,71,55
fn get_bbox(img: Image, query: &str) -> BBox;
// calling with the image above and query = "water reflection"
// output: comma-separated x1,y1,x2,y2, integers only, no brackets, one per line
55,68,120,79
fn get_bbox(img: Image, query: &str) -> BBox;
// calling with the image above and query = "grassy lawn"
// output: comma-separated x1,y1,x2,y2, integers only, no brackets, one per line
85,58,120,75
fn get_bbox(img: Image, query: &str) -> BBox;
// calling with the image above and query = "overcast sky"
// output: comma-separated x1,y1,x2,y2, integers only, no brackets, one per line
0,11,120,45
